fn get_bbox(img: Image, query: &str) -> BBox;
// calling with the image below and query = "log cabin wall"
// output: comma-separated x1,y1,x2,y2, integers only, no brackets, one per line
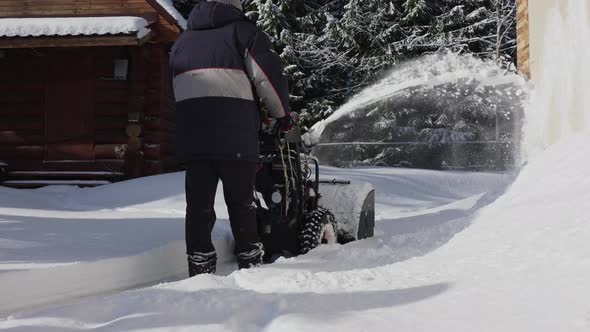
93,43,176,177
142,45,176,176
0,0,182,185
0,49,46,168
94,46,138,175
516,0,530,78
0,44,177,178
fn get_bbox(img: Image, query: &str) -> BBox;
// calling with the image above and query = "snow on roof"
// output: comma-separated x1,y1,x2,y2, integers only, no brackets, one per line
0,17,150,38
154,0,187,30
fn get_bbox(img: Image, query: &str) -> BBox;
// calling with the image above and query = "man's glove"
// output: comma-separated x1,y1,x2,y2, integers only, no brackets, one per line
276,113,294,132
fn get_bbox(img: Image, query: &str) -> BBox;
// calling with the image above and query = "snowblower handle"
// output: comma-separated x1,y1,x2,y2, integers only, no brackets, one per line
270,112,301,143
277,113,294,131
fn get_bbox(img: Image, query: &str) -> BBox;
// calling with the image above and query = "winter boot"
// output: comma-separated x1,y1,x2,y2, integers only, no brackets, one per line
187,251,217,277
237,242,264,269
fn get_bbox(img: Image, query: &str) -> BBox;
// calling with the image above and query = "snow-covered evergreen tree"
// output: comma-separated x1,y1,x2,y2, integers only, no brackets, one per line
173,0,518,127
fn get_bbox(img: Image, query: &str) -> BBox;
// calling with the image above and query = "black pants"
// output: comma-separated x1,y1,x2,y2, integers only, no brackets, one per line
185,160,259,255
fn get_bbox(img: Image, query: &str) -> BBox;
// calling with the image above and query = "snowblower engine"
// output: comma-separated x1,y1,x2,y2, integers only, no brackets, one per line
255,113,375,261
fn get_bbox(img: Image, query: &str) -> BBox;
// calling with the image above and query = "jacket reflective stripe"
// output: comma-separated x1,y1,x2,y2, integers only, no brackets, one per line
173,68,254,102
244,49,286,118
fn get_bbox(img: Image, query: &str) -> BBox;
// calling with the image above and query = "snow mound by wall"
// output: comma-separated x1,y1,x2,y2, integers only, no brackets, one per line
523,0,590,159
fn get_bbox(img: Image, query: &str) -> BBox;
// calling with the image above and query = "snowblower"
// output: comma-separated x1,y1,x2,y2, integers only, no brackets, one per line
255,113,375,261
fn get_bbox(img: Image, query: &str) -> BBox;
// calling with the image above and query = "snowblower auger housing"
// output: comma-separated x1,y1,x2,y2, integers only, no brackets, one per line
255,114,375,261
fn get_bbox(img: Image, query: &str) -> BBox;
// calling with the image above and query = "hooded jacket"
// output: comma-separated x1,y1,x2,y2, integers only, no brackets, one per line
170,1,289,163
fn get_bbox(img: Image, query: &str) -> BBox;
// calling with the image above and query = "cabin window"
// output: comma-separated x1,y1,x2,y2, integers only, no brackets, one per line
113,59,128,80
128,112,141,123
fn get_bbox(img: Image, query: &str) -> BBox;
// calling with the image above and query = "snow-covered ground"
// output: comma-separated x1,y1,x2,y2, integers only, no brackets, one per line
0,173,238,314
2,0,590,330
0,163,519,330
1,132,589,331
2,101,590,327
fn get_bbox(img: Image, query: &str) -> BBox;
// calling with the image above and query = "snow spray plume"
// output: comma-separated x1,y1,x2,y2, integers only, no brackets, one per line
523,0,590,161
310,52,529,169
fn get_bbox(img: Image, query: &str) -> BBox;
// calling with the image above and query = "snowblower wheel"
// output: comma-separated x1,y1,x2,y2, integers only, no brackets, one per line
298,208,338,255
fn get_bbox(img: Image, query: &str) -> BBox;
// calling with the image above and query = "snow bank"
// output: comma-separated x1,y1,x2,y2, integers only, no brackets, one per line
0,17,149,38
523,0,590,158
0,172,239,314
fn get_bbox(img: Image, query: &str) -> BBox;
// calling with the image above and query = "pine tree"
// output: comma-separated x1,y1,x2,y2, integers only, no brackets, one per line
401,0,431,24
247,0,290,43
172,0,517,126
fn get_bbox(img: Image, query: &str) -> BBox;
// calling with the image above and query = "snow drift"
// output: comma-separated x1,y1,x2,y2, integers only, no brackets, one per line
1,0,590,330
0,174,238,314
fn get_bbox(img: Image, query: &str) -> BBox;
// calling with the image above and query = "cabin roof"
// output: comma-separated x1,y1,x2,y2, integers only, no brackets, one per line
0,17,151,39
0,0,186,31
0,0,186,48
151,0,187,30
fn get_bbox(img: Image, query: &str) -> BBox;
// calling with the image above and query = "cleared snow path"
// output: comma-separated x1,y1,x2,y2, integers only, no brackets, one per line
0,173,237,314
0,167,513,322
2,134,589,331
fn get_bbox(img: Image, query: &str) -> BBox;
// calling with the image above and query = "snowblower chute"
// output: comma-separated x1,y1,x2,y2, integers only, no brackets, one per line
255,114,375,261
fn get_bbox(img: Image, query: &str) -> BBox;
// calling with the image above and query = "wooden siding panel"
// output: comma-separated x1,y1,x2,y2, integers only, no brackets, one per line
45,52,95,161
140,44,176,172
0,131,44,146
95,130,128,144
517,0,530,78
0,35,149,49
0,146,44,160
1,160,125,172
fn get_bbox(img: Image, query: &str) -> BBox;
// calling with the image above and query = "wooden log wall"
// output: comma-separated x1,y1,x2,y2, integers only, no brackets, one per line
0,1,182,178
517,0,530,78
0,49,46,169
92,44,177,177
92,47,134,173
141,44,176,175
0,44,177,177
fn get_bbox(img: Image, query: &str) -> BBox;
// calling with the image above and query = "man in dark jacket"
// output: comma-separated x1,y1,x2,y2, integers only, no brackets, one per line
169,0,290,276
